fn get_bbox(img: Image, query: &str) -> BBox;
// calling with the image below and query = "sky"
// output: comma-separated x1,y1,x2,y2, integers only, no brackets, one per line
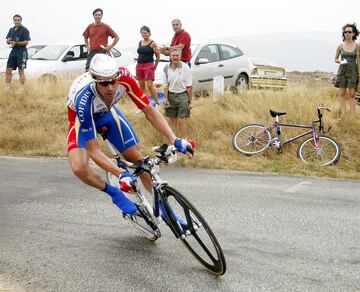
1,0,359,70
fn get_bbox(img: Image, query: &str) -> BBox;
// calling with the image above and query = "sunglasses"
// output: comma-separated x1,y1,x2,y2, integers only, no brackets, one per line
344,31,353,34
94,73,119,86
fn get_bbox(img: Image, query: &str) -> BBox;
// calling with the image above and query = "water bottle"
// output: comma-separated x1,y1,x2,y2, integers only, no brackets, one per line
21,51,27,69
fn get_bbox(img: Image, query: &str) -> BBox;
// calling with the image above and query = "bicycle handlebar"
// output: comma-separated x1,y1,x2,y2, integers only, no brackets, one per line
316,106,331,134
117,144,178,171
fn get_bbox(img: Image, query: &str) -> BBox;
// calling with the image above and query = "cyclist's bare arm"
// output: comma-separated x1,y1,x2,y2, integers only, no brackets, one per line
86,138,123,177
142,105,177,144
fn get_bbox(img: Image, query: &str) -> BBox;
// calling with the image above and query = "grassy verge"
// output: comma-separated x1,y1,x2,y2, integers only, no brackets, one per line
0,74,359,179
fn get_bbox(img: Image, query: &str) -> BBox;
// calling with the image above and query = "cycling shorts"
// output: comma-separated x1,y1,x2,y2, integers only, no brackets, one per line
67,106,138,153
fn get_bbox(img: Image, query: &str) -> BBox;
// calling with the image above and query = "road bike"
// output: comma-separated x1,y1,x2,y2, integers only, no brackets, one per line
232,107,341,166
101,132,226,276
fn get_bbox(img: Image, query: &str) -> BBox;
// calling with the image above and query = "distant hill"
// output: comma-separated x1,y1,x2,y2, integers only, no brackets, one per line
218,31,342,72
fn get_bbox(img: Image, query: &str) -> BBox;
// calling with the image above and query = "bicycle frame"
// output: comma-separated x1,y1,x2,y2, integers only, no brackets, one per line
264,107,329,149
103,138,187,238
266,121,318,147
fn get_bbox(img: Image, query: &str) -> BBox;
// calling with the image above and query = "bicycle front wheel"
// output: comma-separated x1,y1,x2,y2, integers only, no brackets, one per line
160,185,226,276
297,135,341,166
232,124,272,155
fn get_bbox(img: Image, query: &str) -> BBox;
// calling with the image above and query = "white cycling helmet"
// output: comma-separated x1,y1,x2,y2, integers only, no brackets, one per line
89,54,119,79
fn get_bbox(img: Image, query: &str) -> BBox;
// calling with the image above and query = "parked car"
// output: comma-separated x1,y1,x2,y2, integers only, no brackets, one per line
126,41,251,95
249,58,286,89
0,43,123,82
0,44,46,68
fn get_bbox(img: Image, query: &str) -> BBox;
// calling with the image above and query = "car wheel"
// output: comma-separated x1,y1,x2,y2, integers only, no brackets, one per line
232,73,249,93
39,74,57,84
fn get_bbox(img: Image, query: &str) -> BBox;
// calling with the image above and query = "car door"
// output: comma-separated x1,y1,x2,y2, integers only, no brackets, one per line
60,45,88,77
191,44,221,92
218,44,246,88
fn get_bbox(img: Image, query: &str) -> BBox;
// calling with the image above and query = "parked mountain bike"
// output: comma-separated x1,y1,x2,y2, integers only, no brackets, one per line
232,107,341,166
101,133,226,276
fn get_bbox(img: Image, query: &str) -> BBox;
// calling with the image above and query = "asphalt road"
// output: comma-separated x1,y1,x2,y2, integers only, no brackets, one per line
0,157,359,292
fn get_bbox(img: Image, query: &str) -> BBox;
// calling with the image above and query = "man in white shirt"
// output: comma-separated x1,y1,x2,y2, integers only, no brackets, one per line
163,48,193,137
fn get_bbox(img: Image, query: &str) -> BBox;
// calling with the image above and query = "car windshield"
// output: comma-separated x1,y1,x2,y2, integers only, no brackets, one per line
0,47,11,59
31,45,68,60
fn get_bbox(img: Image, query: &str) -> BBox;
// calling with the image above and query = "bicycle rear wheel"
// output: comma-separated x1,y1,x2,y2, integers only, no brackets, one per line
232,124,272,155
160,185,226,276
297,135,341,166
106,171,160,241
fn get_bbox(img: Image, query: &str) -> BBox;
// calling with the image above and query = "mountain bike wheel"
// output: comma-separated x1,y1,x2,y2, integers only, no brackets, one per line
106,171,160,241
232,124,272,155
160,185,226,276
297,135,341,166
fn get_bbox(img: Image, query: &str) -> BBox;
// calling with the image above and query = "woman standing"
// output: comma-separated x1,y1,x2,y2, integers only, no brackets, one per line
136,26,160,108
334,23,360,115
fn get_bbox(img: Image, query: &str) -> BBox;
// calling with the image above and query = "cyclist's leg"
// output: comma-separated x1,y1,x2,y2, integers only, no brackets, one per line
105,106,152,193
67,108,136,214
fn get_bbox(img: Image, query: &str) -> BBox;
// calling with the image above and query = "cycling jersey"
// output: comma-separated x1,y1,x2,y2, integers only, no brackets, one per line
66,67,150,153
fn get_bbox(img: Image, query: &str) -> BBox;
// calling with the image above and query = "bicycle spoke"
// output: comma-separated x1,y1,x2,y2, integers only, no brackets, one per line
191,227,217,263
298,135,340,166
161,185,226,275
233,124,271,155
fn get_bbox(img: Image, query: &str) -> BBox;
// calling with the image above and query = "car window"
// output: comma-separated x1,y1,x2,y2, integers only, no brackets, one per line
67,46,82,59
31,45,68,60
111,48,121,58
27,46,45,58
197,45,220,63
80,45,88,59
219,45,243,60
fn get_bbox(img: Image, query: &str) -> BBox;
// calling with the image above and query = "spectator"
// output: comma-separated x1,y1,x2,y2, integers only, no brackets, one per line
160,18,192,67
163,48,193,137
5,14,30,93
83,8,119,71
334,23,360,115
136,26,160,108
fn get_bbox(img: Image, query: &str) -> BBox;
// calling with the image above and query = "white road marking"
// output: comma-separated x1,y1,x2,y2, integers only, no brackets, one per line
285,181,311,193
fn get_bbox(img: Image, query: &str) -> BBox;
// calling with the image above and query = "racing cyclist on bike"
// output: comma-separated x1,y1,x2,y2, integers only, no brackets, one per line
66,54,194,215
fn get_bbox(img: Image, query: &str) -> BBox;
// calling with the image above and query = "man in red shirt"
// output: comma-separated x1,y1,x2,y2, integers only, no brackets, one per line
83,8,120,71
160,18,192,67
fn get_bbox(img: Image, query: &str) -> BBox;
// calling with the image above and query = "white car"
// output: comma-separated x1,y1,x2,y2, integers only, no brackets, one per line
0,44,46,68
1,43,123,82
127,41,251,95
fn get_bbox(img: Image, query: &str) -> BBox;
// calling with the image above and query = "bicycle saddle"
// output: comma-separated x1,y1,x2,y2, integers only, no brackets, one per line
270,110,287,117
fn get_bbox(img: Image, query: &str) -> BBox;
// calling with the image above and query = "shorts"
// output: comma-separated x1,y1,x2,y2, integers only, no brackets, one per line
334,64,358,89
164,91,190,118
7,49,28,70
67,106,138,153
136,62,155,81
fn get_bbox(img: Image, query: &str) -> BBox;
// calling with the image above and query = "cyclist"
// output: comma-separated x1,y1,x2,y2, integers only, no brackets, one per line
66,54,194,215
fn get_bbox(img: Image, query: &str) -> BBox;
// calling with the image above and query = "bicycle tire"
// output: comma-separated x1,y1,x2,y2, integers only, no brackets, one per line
160,185,226,276
106,170,160,241
297,135,341,166
232,124,272,155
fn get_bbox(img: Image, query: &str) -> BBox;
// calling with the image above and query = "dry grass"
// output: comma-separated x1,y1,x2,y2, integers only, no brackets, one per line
0,74,359,179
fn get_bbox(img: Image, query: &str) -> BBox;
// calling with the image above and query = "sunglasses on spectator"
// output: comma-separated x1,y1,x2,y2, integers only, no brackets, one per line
344,31,353,34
